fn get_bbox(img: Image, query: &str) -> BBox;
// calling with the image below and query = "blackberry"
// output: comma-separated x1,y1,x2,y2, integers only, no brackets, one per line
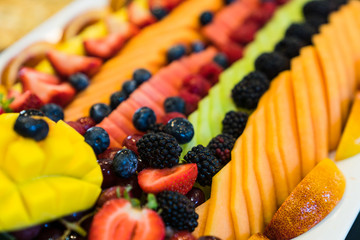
303,1,331,21
222,111,249,139
231,71,270,109
274,37,305,59
255,52,290,80
285,23,317,45
207,134,236,164
136,132,182,168
305,15,327,31
184,145,222,186
147,123,165,133
157,191,198,232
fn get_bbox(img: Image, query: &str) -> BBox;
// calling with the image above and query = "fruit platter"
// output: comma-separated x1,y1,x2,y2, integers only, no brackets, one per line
1,0,360,239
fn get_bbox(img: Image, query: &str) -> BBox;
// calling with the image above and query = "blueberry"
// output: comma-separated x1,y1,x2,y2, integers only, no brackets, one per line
191,41,206,53
122,80,137,95
132,107,156,132
84,127,110,154
111,149,138,178
164,118,194,144
19,109,44,117
133,68,152,86
213,53,228,69
167,44,187,62
151,7,168,20
110,91,128,110
90,103,111,123
199,11,213,26
41,104,64,122
14,116,49,141
69,73,89,91
164,97,186,114
225,0,235,4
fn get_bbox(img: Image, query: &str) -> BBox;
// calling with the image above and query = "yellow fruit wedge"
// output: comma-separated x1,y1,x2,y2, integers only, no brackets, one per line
249,233,270,240
0,113,102,232
264,159,345,240
335,92,360,160
193,201,210,238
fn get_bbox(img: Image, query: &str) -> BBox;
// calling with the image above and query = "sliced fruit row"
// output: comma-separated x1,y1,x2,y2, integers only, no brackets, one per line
195,2,360,239
182,0,309,155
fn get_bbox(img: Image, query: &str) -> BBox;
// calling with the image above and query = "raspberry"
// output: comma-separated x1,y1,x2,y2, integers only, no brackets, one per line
230,21,258,45
182,75,211,97
198,62,223,86
219,41,244,64
179,90,201,116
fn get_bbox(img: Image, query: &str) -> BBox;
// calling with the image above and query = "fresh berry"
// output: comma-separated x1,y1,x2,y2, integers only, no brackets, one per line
137,132,182,168
198,236,221,240
90,103,111,123
122,134,143,155
224,0,236,4
162,112,186,125
184,145,222,186
171,231,197,240
303,0,331,21
157,191,198,231
110,90,128,110
76,117,96,131
19,109,44,117
164,118,194,144
40,103,64,122
231,70,270,109
151,7,168,20
199,11,213,25
167,44,187,62
305,15,327,31
14,116,49,141
89,199,165,240
132,107,157,131
164,96,186,114
213,53,228,69
84,32,126,59
222,111,249,139
248,1,277,26
111,149,138,178
96,186,126,207
0,107,4,115
207,134,236,164
179,90,201,116
138,163,198,194
191,41,206,53
186,187,205,208
9,90,44,112
98,158,117,188
133,68,152,86
147,123,165,133
97,147,121,160
255,52,290,80
84,127,110,154
69,73,90,91
219,41,244,64
66,121,86,135
198,62,223,86
285,23,317,45
182,75,211,97
47,49,102,77
274,37,305,59
230,21,258,45
122,80,137,95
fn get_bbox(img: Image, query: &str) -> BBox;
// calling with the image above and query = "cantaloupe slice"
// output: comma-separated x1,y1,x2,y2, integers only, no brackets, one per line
230,137,250,240
253,106,277,226
204,163,235,239
193,200,210,238
300,46,329,163
242,120,264,234
272,71,301,191
290,57,316,177
346,1,360,85
264,159,345,240
313,34,342,150
335,92,360,161
249,233,270,240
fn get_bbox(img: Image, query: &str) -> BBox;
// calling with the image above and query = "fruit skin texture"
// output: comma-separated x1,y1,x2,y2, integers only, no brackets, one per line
164,118,194,144
111,149,138,178
14,115,49,141
207,134,235,164
84,127,110,154
0,113,102,232
164,96,186,114
222,111,249,139
132,107,157,132
40,103,64,122
69,73,89,91
90,103,111,124
138,163,198,195
89,198,165,240
264,159,345,240
255,52,290,80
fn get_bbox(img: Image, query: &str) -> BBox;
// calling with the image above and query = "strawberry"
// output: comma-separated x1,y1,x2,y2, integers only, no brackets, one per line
0,107,4,115
219,41,244,64
182,74,211,97
230,21,259,45
9,90,44,112
47,50,102,77
198,62,223,86
162,112,186,124
84,32,127,59
89,199,165,240
96,185,126,207
138,163,198,195
19,67,76,106
179,90,201,116
128,1,157,27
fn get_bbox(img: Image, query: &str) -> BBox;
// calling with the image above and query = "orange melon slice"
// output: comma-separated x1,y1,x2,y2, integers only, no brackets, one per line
249,233,270,240
193,201,210,238
264,159,346,240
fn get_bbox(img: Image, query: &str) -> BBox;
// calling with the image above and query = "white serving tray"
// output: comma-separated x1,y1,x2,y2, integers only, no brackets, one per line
0,0,359,239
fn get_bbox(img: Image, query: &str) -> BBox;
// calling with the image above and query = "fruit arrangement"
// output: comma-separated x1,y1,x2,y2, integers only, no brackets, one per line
0,0,358,239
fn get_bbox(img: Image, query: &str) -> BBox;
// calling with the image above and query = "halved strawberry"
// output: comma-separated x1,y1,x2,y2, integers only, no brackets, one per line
84,33,127,59
89,199,165,240
47,49,102,77
9,90,44,112
19,67,76,106
138,163,197,195
128,1,157,27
